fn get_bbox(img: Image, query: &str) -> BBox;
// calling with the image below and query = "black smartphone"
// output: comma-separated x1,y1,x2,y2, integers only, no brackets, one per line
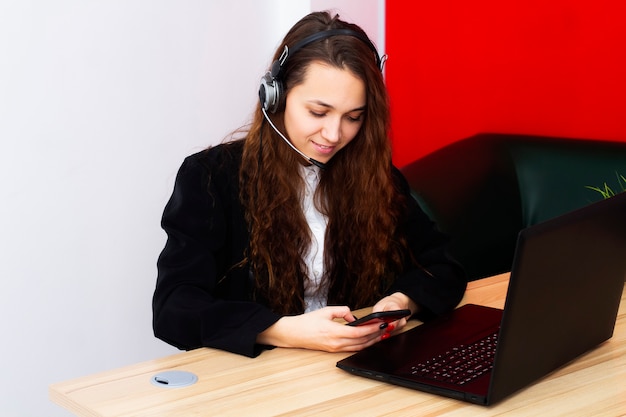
346,309,411,326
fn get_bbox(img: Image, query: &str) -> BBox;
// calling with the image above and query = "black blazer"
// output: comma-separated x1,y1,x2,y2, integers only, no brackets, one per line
152,140,467,357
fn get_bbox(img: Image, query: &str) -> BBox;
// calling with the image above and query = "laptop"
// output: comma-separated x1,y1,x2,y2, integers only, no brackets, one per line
337,191,626,405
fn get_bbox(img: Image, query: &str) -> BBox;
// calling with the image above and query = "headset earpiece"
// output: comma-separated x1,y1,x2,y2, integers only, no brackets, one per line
259,71,282,113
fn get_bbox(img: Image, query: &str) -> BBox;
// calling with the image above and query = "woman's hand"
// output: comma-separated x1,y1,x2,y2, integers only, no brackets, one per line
371,292,419,338
256,306,388,352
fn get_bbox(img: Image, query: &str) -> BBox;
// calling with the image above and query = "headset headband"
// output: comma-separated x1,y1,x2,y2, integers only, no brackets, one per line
270,29,384,79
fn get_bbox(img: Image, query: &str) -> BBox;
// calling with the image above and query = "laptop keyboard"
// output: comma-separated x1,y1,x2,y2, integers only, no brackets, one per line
410,330,499,385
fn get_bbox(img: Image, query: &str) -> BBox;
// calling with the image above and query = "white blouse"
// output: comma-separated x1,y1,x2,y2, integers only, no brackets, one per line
301,164,329,313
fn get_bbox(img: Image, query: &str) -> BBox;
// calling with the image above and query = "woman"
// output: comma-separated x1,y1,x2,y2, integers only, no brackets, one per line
153,11,466,358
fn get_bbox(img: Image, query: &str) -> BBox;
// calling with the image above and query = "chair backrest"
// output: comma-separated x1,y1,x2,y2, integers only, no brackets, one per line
507,138,626,226
401,133,626,281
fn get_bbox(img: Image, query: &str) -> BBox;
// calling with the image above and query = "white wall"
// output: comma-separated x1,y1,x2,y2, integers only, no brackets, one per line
0,1,381,416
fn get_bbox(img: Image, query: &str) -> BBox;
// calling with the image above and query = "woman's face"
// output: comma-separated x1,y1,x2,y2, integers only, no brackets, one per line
283,61,366,164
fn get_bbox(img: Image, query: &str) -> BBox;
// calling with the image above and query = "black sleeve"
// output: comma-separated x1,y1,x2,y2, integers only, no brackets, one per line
386,167,468,321
152,151,281,357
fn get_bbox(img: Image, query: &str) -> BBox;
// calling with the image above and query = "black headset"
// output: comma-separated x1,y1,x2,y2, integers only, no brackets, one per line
258,28,384,113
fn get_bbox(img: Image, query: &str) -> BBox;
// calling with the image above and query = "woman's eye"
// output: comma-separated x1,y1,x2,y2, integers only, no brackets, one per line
347,114,364,123
309,111,326,118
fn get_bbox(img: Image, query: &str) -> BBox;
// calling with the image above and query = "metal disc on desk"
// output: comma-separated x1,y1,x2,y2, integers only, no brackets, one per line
151,370,198,388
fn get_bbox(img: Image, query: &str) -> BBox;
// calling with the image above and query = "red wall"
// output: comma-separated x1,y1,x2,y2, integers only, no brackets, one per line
385,0,626,167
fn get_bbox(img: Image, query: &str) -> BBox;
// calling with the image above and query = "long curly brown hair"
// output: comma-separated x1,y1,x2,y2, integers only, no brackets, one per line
239,11,407,315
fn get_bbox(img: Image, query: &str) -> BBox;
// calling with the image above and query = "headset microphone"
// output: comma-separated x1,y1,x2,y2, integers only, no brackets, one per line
261,107,327,169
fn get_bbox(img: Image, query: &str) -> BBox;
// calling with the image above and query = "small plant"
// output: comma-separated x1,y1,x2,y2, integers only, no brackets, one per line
586,172,626,199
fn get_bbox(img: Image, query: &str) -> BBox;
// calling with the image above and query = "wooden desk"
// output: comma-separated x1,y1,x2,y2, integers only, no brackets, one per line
50,274,626,416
